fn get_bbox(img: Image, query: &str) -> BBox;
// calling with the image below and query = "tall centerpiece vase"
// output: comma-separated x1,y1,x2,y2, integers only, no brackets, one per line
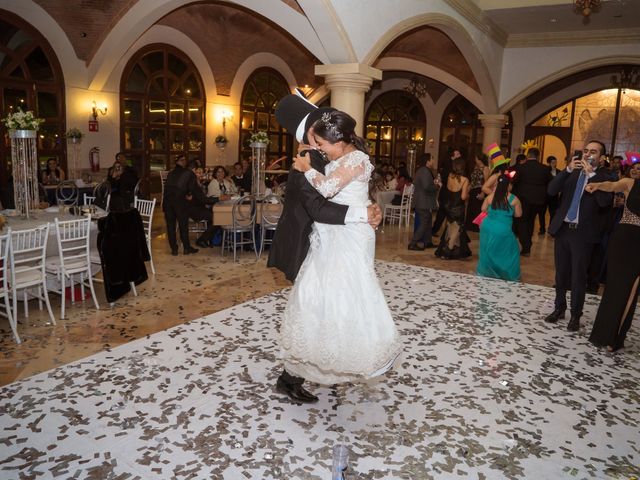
216,142,227,164
9,129,39,219
406,146,417,177
250,142,267,198
68,136,82,180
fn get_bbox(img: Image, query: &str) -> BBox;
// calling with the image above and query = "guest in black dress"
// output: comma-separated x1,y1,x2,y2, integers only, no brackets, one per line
465,153,489,232
587,162,640,352
435,158,471,259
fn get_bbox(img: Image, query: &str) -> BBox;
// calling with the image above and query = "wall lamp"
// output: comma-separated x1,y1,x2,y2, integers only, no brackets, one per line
91,101,107,121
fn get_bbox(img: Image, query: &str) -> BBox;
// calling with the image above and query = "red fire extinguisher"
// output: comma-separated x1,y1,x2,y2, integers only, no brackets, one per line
90,147,100,172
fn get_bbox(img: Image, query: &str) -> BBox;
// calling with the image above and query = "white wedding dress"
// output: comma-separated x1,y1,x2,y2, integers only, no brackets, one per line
280,149,402,385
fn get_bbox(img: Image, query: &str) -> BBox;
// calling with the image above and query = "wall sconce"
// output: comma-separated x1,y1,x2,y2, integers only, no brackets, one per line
428,138,435,147
221,110,233,129
91,101,107,121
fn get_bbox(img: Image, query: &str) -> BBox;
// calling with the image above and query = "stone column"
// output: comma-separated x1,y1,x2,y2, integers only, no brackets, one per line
315,63,382,136
478,114,508,152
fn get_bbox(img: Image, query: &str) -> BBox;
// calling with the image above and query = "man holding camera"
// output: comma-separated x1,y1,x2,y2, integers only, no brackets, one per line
544,141,613,331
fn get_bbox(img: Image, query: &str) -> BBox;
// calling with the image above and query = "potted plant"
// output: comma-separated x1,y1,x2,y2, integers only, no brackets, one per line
215,135,228,148
249,131,269,147
66,127,84,144
2,110,44,139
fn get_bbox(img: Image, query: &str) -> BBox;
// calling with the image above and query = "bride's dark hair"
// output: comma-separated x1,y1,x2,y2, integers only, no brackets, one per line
311,110,368,153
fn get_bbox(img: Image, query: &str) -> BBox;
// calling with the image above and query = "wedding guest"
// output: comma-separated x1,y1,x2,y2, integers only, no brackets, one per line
41,157,66,185
207,166,237,202
408,154,438,250
587,160,640,352
435,157,471,260
543,156,560,233
465,153,489,232
107,154,138,211
477,172,522,281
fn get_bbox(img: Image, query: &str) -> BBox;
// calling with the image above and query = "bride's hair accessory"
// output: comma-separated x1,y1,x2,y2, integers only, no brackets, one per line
321,112,343,140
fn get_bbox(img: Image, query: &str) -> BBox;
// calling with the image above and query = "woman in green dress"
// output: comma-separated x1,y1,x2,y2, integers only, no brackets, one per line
477,172,523,281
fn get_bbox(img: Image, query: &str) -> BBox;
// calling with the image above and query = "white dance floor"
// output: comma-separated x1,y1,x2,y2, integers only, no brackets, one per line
1,261,638,479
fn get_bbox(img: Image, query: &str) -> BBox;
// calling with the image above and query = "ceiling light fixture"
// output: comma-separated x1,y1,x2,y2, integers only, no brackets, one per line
573,0,601,17
404,77,429,99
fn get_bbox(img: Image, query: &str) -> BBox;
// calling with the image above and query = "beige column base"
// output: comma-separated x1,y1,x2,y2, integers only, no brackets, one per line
315,63,382,136
478,113,508,153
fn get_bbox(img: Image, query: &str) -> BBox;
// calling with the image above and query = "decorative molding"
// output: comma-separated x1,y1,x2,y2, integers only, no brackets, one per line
507,27,640,48
443,0,508,47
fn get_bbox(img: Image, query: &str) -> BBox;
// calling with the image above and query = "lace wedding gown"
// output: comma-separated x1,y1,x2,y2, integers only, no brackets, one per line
280,150,402,385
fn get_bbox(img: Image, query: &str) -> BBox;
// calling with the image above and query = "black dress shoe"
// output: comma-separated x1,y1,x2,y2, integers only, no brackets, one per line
276,378,318,403
171,249,178,256
195,239,210,249
408,243,425,251
184,247,199,255
567,315,581,332
544,309,565,323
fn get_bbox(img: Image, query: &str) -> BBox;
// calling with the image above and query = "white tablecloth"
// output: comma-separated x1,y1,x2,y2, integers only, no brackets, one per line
376,190,397,207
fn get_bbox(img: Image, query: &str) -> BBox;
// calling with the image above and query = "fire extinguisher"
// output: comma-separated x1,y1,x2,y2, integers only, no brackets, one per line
90,147,100,172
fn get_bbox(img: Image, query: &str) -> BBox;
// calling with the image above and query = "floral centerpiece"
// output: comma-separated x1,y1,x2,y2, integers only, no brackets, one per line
249,131,269,146
407,143,417,151
3,110,44,133
215,135,228,148
66,127,84,143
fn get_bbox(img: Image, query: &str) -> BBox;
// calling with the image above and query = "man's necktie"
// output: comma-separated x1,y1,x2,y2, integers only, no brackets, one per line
566,172,587,222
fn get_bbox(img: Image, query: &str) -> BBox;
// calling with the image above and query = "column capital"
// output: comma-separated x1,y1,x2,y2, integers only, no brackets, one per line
315,63,382,91
478,113,508,128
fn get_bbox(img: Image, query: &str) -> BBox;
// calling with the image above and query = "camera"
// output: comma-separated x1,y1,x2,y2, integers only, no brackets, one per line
573,150,583,160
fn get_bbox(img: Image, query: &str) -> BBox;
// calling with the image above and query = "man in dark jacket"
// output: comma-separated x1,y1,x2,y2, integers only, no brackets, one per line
268,93,381,404
185,160,218,249
512,147,552,256
163,155,198,256
408,153,439,250
544,140,613,332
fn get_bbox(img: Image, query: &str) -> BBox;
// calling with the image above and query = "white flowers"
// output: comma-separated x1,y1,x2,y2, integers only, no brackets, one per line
66,127,83,139
3,110,44,130
249,131,269,145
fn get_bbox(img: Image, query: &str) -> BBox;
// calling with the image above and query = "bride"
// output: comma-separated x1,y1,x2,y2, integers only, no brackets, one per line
280,110,401,386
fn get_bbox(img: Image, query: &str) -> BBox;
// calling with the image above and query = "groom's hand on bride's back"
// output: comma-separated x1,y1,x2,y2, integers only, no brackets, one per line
367,204,382,229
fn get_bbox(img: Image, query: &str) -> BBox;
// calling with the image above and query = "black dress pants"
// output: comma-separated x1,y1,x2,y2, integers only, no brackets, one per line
187,204,217,242
553,224,595,316
164,205,190,251
519,202,545,253
411,208,433,247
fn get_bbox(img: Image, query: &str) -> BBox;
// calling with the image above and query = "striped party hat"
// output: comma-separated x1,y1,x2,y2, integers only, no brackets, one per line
487,143,509,171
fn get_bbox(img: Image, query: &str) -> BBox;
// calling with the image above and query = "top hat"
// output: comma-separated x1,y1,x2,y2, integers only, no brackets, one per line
275,92,336,143
486,143,509,171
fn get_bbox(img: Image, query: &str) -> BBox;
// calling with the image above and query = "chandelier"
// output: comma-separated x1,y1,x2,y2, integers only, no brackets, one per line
573,0,601,17
611,67,640,92
404,77,429,99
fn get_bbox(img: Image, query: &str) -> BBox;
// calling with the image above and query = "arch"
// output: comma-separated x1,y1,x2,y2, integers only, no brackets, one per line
229,52,298,104
362,13,498,113
500,55,640,114
88,0,327,91
0,1,85,86
376,57,485,112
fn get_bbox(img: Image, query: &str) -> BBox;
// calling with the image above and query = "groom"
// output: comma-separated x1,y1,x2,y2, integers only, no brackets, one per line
268,93,382,403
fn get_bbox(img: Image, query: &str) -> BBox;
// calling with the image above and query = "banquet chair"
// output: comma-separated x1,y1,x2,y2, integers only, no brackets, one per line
159,170,169,207
56,180,80,206
221,195,257,262
8,225,56,327
46,217,99,319
83,193,95,206
134,197,157,275
0,229,19,343
383,184,414,228
258,194,283,259
93,180,111,212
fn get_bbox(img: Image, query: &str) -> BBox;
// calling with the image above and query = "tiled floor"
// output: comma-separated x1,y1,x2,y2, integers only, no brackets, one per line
1,260,637,479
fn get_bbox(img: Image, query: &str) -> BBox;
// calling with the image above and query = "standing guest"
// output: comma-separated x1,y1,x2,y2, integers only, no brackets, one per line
162,154,199,256
435,157,471,260
543,155,560,233
207,166,237,201
41,157,66,185
586,160,640,352
512,147,551,256
408,153,439,250
609,155,623,179
465,153,490,232
433,149,462,235
544,141,613,331
477,172,522,281
107,153,139,211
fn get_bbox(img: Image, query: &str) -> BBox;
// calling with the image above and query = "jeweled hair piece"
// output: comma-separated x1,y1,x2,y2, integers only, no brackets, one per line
321,112,343,140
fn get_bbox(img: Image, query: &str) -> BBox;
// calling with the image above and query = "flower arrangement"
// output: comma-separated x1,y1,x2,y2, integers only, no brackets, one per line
66,127,84,139
214,135,228,145
2,110,44,131
407,143,417,151
249,131,269,145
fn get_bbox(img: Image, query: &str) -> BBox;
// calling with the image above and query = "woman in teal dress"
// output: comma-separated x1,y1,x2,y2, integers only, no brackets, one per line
477,172,523,281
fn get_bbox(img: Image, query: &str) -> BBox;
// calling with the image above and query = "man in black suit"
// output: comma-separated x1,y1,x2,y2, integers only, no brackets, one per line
268,94,381,403
512,148,552,256
544,140,613,331
163,155,199,256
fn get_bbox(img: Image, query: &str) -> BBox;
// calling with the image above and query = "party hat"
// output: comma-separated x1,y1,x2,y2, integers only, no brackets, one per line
487,143,509,171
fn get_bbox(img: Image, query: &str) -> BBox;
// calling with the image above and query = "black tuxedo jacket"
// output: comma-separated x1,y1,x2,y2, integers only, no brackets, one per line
513,160,552,205
267,150,348,282
547,168,613,243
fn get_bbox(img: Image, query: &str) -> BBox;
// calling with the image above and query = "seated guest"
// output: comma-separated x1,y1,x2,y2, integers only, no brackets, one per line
383,172,397,191
207,166,237,202
477,172,523,281
41,157,65,185
186,160,218,249
391,168,412,205
231,162,245,190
